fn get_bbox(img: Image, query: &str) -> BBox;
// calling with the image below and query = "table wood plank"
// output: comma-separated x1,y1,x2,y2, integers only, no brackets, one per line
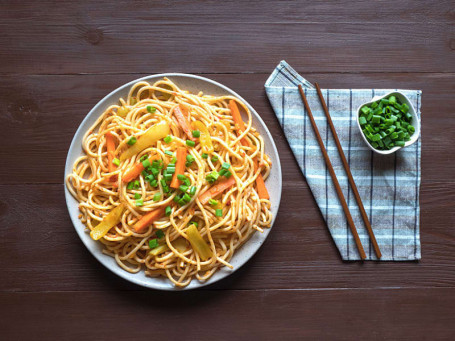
1,288,454,340
0,73,453,184
1,182,453,292
0,23,453,75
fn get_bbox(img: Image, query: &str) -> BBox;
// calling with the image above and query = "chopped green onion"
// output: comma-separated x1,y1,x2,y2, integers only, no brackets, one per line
190,186,197,196
127,181,134,189
192,130,201,138
186,154,195,163
135,199,144,206
148,239,159,249
208,199,218,206
182,193,191,203
166,167,175,174
186,140,195,147
359,116,367,125
153,193,161,201
113,158,120,166
165,150,174,156
164,173,173,182
215,209,223,217
165,206,172,216
211,155,219,162
133,180,140,189
189,221,198,227
127,136,137,145
179,185,189,193
177,174,187,181
156,230,164,238
201,153,208,159
163,135,173,144
150,180,158,187
224,171,232,178
221,162,230,170
147,105,156,113
140,155,148,162
134,193,141,199
142,159,151,168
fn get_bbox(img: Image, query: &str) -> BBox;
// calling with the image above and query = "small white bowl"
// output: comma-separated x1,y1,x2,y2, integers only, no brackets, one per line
356,91,420,155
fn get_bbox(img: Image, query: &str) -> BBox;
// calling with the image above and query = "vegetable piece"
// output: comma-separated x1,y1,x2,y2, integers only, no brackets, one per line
221,162,230,170
186,224,213,261
191,121,214,153
127,136,137,145
170,147,187,189
148,239,159,249
173,105,196,141
254,158,270,200
215,209,223,217
192,130,200,138
117,106,129,117
135,199,144,207
149,244,169,256
113,158,120,167
163,135,173,144
132,207,166,233
153,193,161,201
122,161,144,183
147,106,156,113
105,132,116,173
90,203,125,240
164,150,173,156
119,121,170,161
186,140,195,147
165,205,172,216
229,100,249,146
201,153,208,159
198,176,236,205
134,193,141,199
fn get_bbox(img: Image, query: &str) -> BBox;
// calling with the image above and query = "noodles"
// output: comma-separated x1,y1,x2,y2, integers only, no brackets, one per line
66,77,273,287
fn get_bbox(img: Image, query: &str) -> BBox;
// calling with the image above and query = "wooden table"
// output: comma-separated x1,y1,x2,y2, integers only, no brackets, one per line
1,1,454,339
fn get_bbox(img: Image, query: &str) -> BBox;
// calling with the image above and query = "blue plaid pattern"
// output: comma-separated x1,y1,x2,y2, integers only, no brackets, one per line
265,61,421,260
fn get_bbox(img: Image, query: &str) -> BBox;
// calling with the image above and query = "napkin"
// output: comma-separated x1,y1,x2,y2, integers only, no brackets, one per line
265,61,421,260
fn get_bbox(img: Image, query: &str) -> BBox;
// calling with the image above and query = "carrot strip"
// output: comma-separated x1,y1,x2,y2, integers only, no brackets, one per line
132,207,166,233
254,158,269,200
123,163,145,183
174,105,196,141
170,147,187,189
199,176,236,205
106,132,116,173
229,100,249,146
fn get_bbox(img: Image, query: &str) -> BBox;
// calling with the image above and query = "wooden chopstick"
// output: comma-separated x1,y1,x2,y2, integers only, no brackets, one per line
315,83,382,259
298,85,366,260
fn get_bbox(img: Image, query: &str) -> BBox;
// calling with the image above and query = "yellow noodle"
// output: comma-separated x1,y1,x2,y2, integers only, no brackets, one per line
66,77,273,287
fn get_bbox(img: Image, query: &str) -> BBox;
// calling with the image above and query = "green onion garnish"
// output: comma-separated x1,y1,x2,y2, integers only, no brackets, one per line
134,193,141,199
224,171,232,178
153,193,161,201
133,180,140,189
189,221,198,227
211,155,219,162
156,230,164,238
208,199,218,206
140,155,148,162
150,180,158,187
127,181,134,190
215,209,223,217
192,130,200,138
142,159,151,168
201,153,208,159
148,239,159,249
221,162,230,170
164,150,174,156
179,185,189,193
163,135,173,144
165,206,172,216
135,199,144,206
177,174,187,181
186,154,195,163
127,136,137,145
113,158,120,166
189,186,197,196
147,105,156,113
186,140,195,147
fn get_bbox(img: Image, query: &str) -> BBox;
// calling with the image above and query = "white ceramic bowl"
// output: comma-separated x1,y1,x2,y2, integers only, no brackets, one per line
356,91,420,155
64,73,282,290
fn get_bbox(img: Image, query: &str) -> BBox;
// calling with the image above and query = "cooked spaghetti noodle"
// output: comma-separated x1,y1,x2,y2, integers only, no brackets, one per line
66,77,272,287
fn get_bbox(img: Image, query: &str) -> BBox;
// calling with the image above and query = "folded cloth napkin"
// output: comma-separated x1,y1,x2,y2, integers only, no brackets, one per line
265,61,422,260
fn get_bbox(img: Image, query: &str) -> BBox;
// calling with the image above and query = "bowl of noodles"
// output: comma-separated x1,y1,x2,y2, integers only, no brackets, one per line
65,74,282,290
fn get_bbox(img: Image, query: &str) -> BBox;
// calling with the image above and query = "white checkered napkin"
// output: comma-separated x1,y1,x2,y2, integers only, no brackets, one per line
265,61,421,260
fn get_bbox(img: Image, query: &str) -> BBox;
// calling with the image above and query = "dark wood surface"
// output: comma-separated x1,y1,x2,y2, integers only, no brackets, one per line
1,1,454,339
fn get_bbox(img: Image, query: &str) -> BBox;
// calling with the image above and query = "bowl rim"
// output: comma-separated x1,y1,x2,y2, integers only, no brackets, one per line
64,72,282,290
355,91,420,155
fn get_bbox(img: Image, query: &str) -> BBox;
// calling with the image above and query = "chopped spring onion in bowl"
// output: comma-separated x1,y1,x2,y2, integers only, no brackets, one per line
356,91,420,155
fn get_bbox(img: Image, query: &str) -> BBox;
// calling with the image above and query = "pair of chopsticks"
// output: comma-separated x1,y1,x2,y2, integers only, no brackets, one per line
298,84,382,260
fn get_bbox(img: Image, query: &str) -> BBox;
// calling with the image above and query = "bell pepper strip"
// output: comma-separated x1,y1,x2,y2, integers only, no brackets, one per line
254,158,269,200
90,203,125,240
186,224,212,261
198,176,236,205
132,206,166,233
229,100,249,146
191,120,214,153
120,121,170,161
170,147,187,189
174,105,196,142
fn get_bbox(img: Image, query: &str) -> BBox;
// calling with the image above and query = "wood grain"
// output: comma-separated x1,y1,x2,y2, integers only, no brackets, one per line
1,288,454,340
0,23,454,75
0,73,454,184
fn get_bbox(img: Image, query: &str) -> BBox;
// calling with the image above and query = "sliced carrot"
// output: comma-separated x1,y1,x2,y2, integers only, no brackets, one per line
132,207,166,233
174,105,196,142
229,100,249,146
122,154,160,183
170,147,187,189
199,176,236,205
106,132,116,172
254,158,269,200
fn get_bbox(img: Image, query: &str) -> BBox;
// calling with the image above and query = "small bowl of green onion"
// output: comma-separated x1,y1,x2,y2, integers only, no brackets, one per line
356,92,420,155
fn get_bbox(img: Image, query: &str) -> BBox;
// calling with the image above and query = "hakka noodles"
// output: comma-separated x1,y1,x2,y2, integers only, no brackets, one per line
66,77,272,287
